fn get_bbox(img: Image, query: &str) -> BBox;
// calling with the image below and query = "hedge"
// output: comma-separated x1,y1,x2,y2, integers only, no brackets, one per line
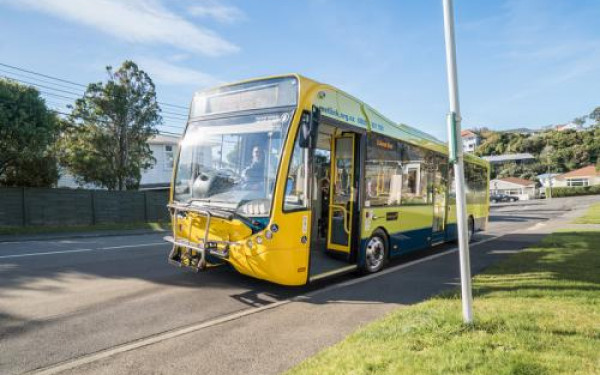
547,185,600,197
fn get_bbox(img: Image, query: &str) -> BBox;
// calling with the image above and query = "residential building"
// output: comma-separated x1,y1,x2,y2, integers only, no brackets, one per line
461,129,480,153
555,122,584,132
482,153,536,177
57,133,180,189
490,177,537,200
499,127,540,135
56,171,103,189
536,173,560,188
482,153,536,164
553,165,600,188
140,134,180,188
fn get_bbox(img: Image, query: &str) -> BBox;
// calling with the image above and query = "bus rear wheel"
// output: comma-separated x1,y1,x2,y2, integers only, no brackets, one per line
362,231,388,274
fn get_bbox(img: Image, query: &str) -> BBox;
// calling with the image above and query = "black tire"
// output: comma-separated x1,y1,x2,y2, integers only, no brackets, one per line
361,230,388,274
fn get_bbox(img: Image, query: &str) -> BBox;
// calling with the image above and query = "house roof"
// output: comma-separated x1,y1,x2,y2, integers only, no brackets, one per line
461,130,476,137
482,153,535,163
536,173,560,179
556,165,600,180
494,177,536,187
148,133,180,145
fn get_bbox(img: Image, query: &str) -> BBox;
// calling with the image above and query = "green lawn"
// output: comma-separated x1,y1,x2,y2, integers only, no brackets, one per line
573,203,600,224
287,231,600,375
0,222,170,236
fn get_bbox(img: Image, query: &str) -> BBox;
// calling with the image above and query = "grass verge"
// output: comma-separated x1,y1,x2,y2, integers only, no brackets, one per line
0,222,170,236
286,231,600,375
573,203,600,224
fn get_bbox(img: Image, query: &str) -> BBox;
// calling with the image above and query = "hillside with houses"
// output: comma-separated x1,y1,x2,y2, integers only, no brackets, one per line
462,116,600,199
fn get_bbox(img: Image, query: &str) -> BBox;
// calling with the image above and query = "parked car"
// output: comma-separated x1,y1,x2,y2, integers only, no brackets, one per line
490,193,519,203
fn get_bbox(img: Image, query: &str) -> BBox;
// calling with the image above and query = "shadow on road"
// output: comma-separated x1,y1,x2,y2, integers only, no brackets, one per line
301,232,553,306
0,225,563,341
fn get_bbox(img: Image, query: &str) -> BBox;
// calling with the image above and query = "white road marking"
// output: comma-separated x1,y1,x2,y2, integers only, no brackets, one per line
0,233,166,246
489,250,520,254
527,222,546,231
26,228,525,375
0,242,167,260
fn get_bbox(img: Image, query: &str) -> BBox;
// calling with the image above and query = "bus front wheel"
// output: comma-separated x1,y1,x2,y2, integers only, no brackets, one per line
362,230,388,274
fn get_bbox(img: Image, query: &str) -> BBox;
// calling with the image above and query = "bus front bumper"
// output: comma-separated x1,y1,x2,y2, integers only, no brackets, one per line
164,235,235,272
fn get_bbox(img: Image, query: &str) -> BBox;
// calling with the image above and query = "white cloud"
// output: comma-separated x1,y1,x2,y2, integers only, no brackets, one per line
188,1,244,24
168,53,191,63
3,0,239,56
137,58,222,88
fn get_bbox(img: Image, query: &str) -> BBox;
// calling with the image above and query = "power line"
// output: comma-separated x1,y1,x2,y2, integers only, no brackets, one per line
1,75,83,97
4,74,186,112
0,62,85,88
0,96,183,133
1,77,189,123
1,75,188,125
0,61,190,112
161,109,188,118
0,67,86,91
52,108,182,134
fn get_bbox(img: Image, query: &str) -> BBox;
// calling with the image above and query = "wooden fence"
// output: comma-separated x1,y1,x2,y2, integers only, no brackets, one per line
0,187,170,227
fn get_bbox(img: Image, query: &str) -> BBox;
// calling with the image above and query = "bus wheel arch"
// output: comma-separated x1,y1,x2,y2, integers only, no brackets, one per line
361,228,389,274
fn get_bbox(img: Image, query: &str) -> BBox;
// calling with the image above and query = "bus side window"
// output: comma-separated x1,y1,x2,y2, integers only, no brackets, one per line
365,134,402,207
400,142,428,205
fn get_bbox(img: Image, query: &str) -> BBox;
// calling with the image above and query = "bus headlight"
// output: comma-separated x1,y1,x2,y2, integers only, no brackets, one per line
265,230,273,240
255,236,263,245
246,239,253,248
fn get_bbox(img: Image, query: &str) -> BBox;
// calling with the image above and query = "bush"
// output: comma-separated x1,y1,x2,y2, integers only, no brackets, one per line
548,185,600,197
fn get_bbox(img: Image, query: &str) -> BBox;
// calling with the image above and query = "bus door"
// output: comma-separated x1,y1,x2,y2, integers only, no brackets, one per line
431,156,448,244
327,133,357,254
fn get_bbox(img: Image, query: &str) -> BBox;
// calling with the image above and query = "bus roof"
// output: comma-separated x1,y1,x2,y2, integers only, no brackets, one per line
194,73,488,167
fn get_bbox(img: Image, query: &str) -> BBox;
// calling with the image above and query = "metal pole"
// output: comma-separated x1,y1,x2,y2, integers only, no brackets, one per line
442,0,474,323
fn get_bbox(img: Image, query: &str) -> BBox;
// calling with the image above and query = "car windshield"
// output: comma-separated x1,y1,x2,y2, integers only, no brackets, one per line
173,110,294,217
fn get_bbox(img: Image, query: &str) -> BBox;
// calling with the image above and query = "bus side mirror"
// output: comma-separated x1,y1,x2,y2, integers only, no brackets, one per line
299,106,320,148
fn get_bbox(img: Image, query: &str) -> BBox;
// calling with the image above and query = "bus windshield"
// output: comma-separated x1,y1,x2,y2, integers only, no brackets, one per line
173,110,294,218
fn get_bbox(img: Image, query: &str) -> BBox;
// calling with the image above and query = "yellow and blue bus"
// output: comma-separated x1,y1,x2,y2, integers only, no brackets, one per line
166,74,489,286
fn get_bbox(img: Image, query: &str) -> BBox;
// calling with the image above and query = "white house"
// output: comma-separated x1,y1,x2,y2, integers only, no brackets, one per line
553,165,600,188
556,122,584,132
57,133,180,189
536,173,560,188
482,153,536,165
461,130,480,153
490,177,537,200
140,134,180,188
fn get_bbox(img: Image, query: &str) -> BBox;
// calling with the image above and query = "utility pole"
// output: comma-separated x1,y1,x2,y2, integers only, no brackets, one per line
442,0,474,324
546,138,553,200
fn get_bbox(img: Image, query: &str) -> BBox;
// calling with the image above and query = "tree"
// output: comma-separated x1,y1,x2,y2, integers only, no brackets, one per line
59,61,161,190
0,79,59,187
589,106,600,125
572,116,587,126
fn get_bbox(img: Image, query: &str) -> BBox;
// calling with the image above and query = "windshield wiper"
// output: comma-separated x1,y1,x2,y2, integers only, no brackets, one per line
210,206,256,226
187,199,256,227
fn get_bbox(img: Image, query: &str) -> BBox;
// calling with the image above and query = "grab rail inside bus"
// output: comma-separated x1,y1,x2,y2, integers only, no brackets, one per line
330,204,350,234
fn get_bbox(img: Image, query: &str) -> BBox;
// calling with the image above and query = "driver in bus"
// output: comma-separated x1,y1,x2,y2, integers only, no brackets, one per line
242,146,265,189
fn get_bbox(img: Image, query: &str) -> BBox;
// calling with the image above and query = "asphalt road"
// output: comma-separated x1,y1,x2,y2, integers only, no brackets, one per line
1,196,598,375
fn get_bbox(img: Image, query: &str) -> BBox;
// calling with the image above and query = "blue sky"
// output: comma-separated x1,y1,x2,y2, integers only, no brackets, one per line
1,0,599,140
